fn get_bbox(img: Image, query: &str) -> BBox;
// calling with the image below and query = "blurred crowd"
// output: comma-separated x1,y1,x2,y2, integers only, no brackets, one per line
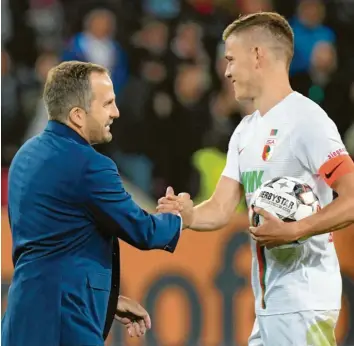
2,0,354,201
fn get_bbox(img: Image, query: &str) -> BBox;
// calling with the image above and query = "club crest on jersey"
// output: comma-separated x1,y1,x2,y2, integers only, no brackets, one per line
262,129,278,161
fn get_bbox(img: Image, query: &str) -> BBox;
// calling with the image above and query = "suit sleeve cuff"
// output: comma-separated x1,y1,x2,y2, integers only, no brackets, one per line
163,215,183,253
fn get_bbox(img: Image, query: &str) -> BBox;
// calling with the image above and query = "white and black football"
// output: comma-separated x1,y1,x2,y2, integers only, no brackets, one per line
249,176,321,248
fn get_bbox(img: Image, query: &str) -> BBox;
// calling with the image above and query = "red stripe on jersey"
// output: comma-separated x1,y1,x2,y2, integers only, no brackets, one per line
256,243,267,309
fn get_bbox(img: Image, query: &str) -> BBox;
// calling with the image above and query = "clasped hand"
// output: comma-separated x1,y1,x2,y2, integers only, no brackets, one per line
156,187,194,228
156,188,302,246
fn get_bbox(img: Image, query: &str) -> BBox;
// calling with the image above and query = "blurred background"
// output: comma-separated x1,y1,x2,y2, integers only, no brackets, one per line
1,0,354,345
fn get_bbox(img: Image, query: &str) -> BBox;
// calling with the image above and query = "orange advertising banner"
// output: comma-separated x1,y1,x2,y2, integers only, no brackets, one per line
2,208,354,346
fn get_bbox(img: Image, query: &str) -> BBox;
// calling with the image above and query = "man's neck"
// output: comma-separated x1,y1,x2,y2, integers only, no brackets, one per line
65,121,91,144
253,76,293,116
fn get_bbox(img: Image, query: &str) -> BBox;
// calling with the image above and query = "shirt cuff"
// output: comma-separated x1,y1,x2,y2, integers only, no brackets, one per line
177,213,183,232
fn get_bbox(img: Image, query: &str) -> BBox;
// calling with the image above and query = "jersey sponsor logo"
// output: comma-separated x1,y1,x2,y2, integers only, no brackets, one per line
238,147,245,155
327,148,348,160
241,170,264,193
325,161,344,179
262,129,278,161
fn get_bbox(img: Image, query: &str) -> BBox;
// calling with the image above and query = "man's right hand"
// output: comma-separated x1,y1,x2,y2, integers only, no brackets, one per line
156,187,194,229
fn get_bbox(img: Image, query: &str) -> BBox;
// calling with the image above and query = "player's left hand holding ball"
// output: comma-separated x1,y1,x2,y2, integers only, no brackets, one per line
249,207,300,248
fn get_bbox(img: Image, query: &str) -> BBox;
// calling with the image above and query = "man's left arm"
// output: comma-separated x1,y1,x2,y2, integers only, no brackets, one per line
294,114,354,238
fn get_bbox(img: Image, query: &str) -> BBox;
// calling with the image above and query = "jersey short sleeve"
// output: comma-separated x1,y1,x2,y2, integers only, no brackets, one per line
292,112,354,187
222,129,241,183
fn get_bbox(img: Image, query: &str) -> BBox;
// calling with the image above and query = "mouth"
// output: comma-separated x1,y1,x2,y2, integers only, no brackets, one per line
105,122,113,130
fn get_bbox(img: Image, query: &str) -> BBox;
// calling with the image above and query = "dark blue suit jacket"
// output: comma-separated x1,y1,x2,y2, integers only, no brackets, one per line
2,121,182,346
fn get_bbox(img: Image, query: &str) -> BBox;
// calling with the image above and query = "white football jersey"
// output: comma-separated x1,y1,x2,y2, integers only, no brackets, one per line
222,91,349,315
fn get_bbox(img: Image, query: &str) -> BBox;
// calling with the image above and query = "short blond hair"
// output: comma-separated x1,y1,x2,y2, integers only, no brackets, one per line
223,12,294,67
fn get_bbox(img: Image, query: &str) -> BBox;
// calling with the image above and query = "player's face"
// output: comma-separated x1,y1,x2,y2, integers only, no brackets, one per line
86,72,120,144
224,34,260,102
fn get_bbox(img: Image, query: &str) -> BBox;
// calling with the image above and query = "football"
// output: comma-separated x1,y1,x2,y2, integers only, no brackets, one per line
249,176,321,248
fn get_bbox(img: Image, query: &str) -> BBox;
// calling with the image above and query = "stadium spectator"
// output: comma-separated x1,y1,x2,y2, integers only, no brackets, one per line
1,0,353,201
291,41,354,138
289,0,335,75
1,51,24,166
142,0,181,19
62,8,128,96
24,51,60,140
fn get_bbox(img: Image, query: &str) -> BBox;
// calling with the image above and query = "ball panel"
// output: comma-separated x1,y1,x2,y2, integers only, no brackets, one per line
263,177,282,188
250,176,320,249
272,178,296,194
294,204,314,221
299,191,317,205
312,201,321,213
249,207,260,227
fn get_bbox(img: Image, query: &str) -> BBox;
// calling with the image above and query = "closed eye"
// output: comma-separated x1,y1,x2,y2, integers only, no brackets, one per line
104,98,115,107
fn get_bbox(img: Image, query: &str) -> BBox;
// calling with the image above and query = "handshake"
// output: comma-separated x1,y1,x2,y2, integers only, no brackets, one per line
156,187,194,229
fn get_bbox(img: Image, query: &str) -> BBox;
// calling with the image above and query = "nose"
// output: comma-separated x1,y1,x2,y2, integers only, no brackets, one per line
225,65,231,79
112,105,120,119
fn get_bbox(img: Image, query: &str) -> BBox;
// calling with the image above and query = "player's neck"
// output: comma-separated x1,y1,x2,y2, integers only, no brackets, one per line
254,76,293,117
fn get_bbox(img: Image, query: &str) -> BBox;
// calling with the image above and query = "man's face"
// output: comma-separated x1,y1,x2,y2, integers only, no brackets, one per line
311,42,336,73
85,72,119,144
224,34,261,102
88,12,114,39
238,0,272,14
175,65,206,100
298,0,325,28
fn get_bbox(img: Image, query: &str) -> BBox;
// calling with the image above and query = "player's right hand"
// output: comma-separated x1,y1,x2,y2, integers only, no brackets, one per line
157,187,194,228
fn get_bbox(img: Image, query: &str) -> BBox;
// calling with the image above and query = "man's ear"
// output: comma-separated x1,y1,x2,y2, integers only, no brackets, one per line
68,107,85,128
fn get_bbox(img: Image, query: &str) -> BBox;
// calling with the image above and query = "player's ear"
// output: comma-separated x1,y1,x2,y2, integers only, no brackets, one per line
68,107,85,128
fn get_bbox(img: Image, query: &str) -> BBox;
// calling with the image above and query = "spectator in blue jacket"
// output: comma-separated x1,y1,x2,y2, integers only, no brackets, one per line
62,8,128,96
290,0,335,75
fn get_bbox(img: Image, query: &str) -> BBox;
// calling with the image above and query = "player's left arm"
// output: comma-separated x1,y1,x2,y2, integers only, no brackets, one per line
294,114,354,239
296,158,354,238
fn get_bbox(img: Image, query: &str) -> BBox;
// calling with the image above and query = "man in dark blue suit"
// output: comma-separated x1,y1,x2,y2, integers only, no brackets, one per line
2,61,185,346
